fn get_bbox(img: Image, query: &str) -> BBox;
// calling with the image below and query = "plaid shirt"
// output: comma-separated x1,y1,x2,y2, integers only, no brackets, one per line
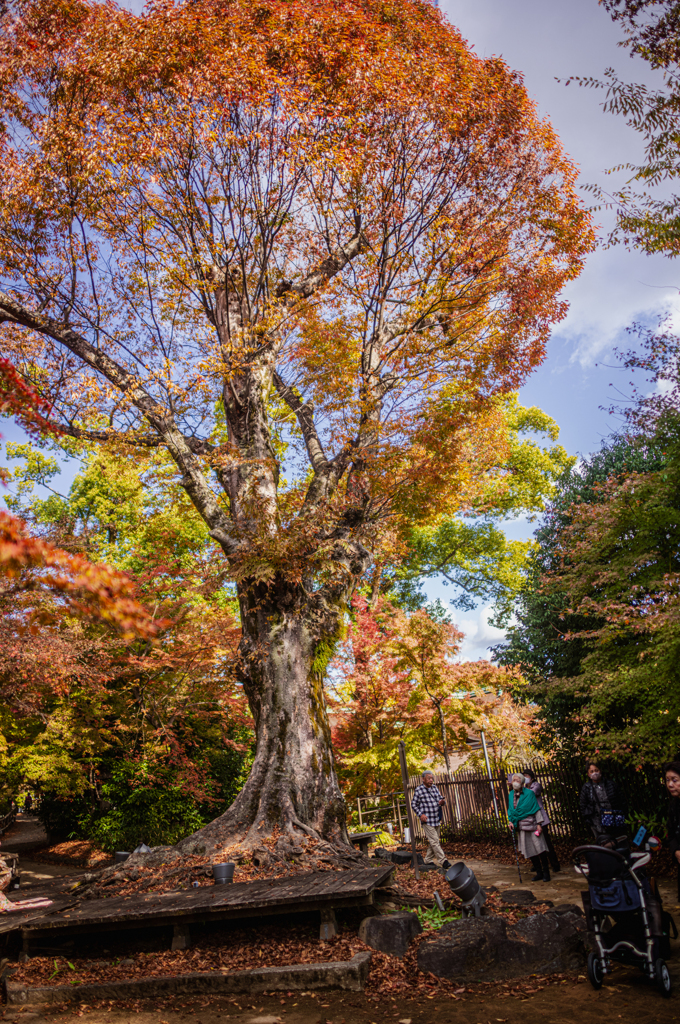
411,783,443,827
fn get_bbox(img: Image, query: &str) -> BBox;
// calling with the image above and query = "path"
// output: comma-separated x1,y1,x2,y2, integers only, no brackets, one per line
438,845,680,914
1,815,82,887
1,814,48,855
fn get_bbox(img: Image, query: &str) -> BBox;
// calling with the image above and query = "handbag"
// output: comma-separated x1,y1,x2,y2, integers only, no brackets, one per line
600,810,626,828
592,783,625,829
518,816,538,832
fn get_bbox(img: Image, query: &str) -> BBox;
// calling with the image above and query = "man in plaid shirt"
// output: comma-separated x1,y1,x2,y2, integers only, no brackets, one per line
411,770,450,869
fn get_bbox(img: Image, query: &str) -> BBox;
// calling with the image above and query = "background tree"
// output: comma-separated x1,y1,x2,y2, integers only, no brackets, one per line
386,399,572,625
570,0,680,254
494,312,680,761
329,596,535,797
1,360,157,635
0,0,592,855
0,441,251,847
494,434,668,751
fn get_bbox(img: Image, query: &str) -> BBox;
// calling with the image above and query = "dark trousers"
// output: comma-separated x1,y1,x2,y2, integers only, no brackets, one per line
531,852,551,879
542,825,560,871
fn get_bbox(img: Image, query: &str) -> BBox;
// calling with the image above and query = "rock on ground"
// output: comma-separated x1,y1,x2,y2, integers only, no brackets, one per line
417,908,587,981
358,913,422,958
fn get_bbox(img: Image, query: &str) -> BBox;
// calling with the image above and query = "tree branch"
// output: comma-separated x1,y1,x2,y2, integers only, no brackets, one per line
0,292,238,555
272,371,328,474
275,230,364,303
54,421,216,456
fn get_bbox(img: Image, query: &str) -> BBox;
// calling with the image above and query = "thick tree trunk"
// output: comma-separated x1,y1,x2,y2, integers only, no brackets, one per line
179,578,356,866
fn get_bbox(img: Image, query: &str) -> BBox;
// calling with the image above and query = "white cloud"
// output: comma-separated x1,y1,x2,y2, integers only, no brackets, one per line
454,605,507,663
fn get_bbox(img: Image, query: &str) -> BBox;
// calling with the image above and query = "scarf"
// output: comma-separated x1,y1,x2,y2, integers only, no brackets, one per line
506,785,540,825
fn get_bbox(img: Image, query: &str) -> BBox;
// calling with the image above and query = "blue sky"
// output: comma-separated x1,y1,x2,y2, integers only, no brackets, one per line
2,0,677,659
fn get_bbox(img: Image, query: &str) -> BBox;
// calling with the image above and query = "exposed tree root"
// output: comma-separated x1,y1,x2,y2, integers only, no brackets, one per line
75,818,366,901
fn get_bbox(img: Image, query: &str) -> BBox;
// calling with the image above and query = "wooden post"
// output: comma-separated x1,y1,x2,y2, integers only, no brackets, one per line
396,793,404,839
453,779,462,827
171,923,191,951
398,741,419,881
357,797,363,828
480,730,500,822
319,907,339,941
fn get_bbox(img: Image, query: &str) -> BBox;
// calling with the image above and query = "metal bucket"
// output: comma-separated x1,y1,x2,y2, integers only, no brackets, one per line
213,862,235,884
115,851,131,864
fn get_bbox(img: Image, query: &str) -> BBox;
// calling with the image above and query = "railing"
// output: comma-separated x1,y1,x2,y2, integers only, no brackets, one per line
353,792,409,835
0,808,16,834
352,757,673,843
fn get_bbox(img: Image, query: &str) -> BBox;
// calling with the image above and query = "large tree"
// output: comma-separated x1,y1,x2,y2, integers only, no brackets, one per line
0,0,592,856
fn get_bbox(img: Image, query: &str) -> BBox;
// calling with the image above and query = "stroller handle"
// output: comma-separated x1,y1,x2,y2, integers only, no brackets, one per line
572,844,648,888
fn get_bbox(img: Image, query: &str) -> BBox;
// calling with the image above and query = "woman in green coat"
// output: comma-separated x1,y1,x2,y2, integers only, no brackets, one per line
507,773,551,882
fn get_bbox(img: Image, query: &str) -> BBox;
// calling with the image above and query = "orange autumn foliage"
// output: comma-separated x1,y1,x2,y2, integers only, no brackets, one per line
0,0,592,560
0,358,157,638
329,597,536,796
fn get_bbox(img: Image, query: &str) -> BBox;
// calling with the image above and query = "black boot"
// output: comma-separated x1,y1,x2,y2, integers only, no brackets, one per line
540,852,551,882
543,827,561,872
530,855,543,882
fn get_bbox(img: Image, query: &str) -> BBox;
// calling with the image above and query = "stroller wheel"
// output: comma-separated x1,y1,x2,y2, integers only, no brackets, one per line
654,959,672,998
587,951,604,990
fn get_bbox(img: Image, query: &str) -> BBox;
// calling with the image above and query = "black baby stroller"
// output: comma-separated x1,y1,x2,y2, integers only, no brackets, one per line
574,840,676,998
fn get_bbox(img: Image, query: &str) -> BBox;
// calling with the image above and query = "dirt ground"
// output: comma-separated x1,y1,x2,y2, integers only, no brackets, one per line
3,969,679,1024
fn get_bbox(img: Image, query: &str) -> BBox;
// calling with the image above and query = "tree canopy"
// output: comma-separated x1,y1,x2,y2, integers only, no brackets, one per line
0,0,592,854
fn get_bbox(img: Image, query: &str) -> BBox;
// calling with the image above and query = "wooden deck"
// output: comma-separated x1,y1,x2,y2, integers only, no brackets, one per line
0,875,87,937
4,864,394,952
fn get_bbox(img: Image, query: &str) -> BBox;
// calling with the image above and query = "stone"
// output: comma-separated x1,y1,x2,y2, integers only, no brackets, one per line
359,912,422,957
417,909,587,982
171,924,191,951
5,952,373,1006
499,888,536,905
553,903,584,916
391,849,415,865
417,915,507,980
512,910,587,972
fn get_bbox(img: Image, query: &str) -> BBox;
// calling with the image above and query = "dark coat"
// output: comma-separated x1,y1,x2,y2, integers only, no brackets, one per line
669,796,680,858
579,777,627,825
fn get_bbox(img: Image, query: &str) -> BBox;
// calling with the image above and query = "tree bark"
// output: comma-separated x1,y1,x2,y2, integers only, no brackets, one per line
178,578,354,862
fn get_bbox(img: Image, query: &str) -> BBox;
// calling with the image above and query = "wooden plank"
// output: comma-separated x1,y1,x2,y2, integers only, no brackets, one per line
19,865,393,937
0,898,74,936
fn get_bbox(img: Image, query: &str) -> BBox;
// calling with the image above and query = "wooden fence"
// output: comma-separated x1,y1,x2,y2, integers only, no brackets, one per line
351,758,672,842
0,808,15,835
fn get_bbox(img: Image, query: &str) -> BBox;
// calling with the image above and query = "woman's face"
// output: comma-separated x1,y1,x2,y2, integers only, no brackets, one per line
666,770,680,799
588,765,602,782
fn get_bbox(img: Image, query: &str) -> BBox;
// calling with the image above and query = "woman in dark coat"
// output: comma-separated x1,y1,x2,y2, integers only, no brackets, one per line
665,760,680,901
579,760,628,845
